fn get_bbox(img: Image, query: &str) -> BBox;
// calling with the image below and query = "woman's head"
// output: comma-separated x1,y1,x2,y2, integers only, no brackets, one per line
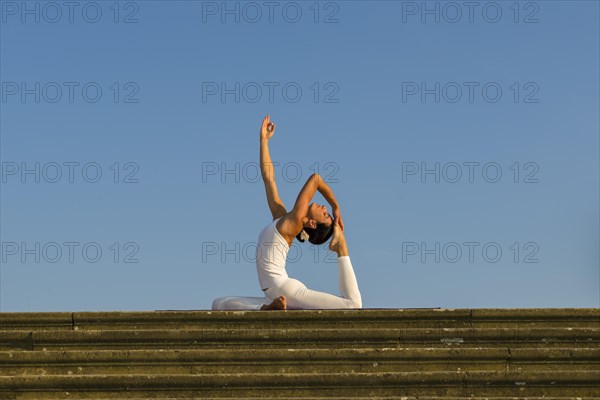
296,202,335,245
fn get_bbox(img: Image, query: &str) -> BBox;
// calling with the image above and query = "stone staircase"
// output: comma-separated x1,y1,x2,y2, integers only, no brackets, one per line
0,308,598,399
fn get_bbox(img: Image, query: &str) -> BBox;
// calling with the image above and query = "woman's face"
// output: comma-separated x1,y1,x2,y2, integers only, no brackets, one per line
307,202,333,226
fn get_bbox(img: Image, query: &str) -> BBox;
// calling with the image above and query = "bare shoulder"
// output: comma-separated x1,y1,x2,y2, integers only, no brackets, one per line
275,213,301,246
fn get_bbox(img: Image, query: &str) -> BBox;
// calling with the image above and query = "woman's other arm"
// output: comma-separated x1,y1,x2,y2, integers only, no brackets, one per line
283,173,342,230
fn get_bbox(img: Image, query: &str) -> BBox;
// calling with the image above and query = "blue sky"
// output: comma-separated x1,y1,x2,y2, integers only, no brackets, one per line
1,0,598,311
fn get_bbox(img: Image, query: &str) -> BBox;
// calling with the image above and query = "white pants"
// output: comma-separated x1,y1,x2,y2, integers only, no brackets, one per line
211,256,362,310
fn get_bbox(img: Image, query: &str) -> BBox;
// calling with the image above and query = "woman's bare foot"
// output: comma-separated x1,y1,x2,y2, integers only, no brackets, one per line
329,223,349,256
260,296,287,310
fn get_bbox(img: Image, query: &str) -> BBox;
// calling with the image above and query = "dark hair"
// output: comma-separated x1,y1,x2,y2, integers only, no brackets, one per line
296,221,335,245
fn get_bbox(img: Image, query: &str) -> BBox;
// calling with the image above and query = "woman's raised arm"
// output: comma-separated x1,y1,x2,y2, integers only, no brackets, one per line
260,115,287,220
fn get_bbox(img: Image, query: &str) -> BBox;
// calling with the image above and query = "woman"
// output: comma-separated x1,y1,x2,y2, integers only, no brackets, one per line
211,115,362,310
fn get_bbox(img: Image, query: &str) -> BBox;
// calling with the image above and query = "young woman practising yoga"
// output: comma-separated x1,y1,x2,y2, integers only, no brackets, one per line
211,115,362,310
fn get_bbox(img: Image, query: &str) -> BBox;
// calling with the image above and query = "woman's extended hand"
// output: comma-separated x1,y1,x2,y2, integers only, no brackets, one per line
260,115,276,141
333,207,344,231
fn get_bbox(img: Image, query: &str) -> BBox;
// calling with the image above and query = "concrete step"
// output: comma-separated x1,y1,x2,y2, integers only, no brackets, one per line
1,371,599,397
1,308,598,331
0,308,598,398
10,391,600,400
2,326,598,350
1,347,599,376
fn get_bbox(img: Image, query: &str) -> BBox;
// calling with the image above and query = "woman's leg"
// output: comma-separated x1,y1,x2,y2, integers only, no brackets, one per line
336,255,362,307
211,295,270,310
211,292,287,310
265,255,362,310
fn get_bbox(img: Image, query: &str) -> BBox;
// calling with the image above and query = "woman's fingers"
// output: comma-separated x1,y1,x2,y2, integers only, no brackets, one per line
261,116,275,138
265,122,275,135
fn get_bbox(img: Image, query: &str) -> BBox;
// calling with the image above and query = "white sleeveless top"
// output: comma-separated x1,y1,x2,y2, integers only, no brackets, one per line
256,217,290,290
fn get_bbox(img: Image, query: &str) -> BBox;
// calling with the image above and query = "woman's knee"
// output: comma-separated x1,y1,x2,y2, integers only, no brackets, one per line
211,297,227,310
211,298,221,310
